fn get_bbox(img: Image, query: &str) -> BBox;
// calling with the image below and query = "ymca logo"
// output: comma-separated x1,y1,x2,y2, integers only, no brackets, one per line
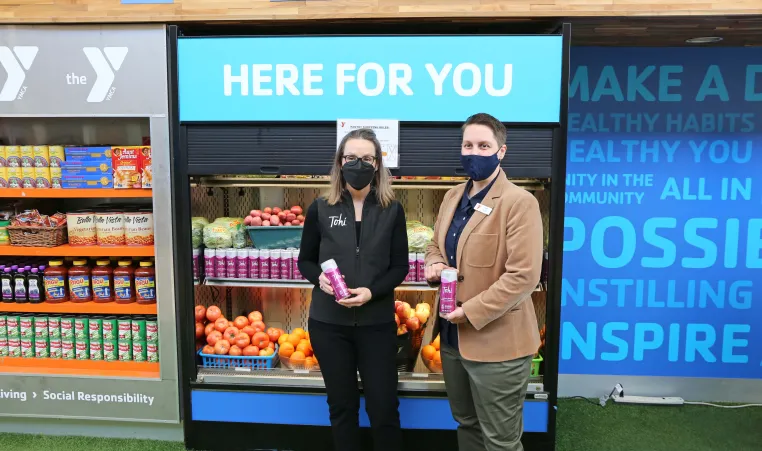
82,47,128,103
0,46,38,102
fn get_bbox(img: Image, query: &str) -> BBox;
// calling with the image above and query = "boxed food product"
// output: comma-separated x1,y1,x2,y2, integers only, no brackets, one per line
64,146,112,160
0,167,6,188
0,146,5,167
7,168,21,188
49,146,65,167
34,167,51,188
140,147,152,189
21,167,35,188
62,174,114,189
5,146,21,168
20,146,34,168
50,167,62,189
111,146,143,189
33,146,50,168
61,161,112,175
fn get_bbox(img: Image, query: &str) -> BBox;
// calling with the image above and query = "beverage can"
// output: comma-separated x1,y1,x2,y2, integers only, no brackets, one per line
103,340,117,361
8,338,21,357
117,317,132,340
34,337,49,358
146,317,158,343
33,316,48,339
320,259,351,301
215,249,227,278
60,316,75,339
102,316,117,340
132,340,147,362
280,249,293,279
74,317,89,340
75,338,90,360
89,340,104,361
203,248,216,278
20,338,34,358
416,253,426,283
292,249,302,280
89,316,103,340
236,248,249,279
226,248,237,278
439,269,458,314
147,341,159,363
6,315,19,338
131,317,146,341
259,250,270,279
248,248,260,279
118,340,132,361
0,336,8,356
407,253,416,282
19,315,34,339
48,316,61,339
0,314,6,336
61,339,75,359
49,338,62,359
192,248,200,280
270,249,281,279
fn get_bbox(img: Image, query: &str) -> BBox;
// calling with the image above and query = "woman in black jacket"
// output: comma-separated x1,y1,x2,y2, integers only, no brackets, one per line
298,128,408,451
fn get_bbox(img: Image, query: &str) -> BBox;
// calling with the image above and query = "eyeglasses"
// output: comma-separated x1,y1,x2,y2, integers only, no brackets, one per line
342,155,377,164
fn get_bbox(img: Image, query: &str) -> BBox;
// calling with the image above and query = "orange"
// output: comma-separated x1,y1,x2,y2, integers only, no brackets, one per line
287,333,302,347
296,341,313,357
278,333,290,346
305,332,310,341
290,351,306,365
433,350,442,365
421,345,436,361
291,328,306,340
278,342,295,358
304,357,315,370
432,334,441,351
312,355,319,366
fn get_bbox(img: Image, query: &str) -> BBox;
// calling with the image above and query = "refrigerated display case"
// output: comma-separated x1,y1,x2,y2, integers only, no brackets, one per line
170,23,569,451
0,25,179,429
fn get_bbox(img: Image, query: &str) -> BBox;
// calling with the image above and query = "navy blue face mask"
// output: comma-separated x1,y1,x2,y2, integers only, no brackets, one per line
460,152,501,181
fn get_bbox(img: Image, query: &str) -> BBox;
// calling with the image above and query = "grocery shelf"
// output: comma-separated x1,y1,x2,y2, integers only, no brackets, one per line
0,188,152,199
0,244,154,257
202,277,437,291
0,357,160,379
0,301,157,315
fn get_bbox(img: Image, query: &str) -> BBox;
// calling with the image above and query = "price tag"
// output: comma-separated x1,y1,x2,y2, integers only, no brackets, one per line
412,373,429,378
294,369,309,375
234,367,252,372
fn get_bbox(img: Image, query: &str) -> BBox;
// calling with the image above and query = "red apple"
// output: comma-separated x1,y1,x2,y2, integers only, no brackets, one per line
250,210,262,217
261,213,271,221
291,206,303,215
278,211,287,221
286,213,296,222
396,304,412,320
270,215,281,226
272,207,282,215
251,216,263,226
244,216,253,226
262,220,271,226
264,207,272,214
406,316,421,332
395,313,400,326
415,309,430,325
297,215,305,222
291,220,300,226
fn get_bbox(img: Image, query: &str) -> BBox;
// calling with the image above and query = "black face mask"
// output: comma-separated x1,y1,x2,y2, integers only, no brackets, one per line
342,159,376,190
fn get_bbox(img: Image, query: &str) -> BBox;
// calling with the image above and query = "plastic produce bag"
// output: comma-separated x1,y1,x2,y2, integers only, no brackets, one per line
191,217,209,248
203,217,244,249
406,220,434,252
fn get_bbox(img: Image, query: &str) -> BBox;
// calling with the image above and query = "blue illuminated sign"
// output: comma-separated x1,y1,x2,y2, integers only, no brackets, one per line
561,47,762,379
177,35,563,122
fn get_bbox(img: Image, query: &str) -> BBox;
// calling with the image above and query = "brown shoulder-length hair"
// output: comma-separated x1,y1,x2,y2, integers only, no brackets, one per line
325,128,395,208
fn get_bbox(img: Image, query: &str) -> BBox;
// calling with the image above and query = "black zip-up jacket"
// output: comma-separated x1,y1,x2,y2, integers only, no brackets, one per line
298,190,409,326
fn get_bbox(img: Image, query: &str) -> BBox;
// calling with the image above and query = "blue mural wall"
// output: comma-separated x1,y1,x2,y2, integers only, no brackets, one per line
561,47,762,379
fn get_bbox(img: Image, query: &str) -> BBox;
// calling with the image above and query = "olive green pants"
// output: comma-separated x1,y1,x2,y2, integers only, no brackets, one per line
441,346,532,451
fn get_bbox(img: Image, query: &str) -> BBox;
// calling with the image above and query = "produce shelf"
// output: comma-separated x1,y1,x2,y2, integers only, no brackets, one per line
202,277,437,291
0,244,154,257
0,188,152,199
0,301,157,315
0,357,160,379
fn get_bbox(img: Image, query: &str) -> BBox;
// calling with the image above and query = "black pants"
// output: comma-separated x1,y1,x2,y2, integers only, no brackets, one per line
309,318,403,451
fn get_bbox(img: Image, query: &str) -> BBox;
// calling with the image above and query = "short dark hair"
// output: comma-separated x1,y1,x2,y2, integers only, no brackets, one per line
462,113,507,148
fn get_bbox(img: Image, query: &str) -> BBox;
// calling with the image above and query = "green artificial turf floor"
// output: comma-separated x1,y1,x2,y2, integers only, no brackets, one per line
0,399,761,450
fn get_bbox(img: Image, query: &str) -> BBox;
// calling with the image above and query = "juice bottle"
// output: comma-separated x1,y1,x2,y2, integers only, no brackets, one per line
27,268,43,304
1,268,14,303
44,261,68,303
92,260,114,303
135,261,156,305
113,260,135,304
68,260,92,303
13,268,28,303
320,259,351,301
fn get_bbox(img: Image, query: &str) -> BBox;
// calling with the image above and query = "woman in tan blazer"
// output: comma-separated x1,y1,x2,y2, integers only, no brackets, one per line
425,113,543,451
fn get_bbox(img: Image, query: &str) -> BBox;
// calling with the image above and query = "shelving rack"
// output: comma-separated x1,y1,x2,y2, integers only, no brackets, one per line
171,23,569,451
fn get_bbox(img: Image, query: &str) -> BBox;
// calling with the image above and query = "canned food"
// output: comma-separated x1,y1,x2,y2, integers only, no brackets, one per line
33,316,48,339
118,340,132,361
89,317,103,340
61,339,75,359
19,315,34,339
89,340,103,361
0,336,8,357
95,211,125,246
20,338,34,358
102,317,117,340
6,315,19,338
0,314,6,336
146,341,159,363
50,338,62,359
66,210,97,246
60,316,75,339
75,339,90,360
117,317,132,340
131,317,146,341
124,210,154,246
103,340,117,361
8,338,20,357
146,317,158,343
132,340,147,362
34,338,49,358
48,316,61,339
74,317,89,340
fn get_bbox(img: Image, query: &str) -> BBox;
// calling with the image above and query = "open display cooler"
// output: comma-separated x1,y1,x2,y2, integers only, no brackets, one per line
171,24,569,451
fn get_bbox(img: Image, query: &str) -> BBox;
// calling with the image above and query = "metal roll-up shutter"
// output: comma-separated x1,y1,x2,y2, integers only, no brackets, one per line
185,123,554,177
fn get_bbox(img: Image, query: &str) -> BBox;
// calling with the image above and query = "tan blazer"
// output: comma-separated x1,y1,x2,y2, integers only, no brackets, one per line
425,169,542,363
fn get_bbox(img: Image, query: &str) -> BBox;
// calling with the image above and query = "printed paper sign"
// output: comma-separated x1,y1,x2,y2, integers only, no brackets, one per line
337,119,399,168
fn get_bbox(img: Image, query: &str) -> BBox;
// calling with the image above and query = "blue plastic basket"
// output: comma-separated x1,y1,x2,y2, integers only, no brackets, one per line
198,345,280,370
245,226,303,249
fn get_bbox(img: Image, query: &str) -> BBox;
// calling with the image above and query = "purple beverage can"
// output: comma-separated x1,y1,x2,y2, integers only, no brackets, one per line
204,248,216,277
226,249,237,278
260,250,270,279
416,253,426,283
292,250,302,280
236,249,249,279
406,253,416,282
192,249,200,280
439,269,458,314
215,249,227,278
270,250,281,279
280,250,293,279
321,259,351,301
248,249,260,279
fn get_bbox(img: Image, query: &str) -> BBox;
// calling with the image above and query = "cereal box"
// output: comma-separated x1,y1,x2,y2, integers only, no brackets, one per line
21,167,35,188
5,146,21,168
35,167,52,188
20,146,34,168
0,167,7,188
51,167,62,189
111,146,142,189
49,146,65,167
7,168,21,188
33,146,50,168
140,146,152,189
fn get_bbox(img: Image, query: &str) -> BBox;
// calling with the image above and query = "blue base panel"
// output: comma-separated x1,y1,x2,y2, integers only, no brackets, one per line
191,390,548,432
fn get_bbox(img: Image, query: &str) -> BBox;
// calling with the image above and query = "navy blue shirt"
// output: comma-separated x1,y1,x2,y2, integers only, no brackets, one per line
440,177,497,350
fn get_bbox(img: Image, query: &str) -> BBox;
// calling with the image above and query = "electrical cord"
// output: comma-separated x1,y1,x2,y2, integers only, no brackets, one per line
566,396,603,407
684,402,762,409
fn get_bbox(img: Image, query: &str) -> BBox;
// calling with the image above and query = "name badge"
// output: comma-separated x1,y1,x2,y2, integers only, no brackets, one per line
474,203,492,215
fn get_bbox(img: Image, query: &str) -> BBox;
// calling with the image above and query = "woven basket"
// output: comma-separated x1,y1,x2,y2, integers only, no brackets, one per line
8,224,68,247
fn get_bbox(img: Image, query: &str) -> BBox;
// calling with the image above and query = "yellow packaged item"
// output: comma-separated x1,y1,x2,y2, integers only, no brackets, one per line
34,167,51,188
20,146,34,168
21,167,35,188
50,167,62,189
49,146,65,167
0,146,5,167
0,167,7,187
33,146,50,168
7,167,21,188
5,146,20,168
